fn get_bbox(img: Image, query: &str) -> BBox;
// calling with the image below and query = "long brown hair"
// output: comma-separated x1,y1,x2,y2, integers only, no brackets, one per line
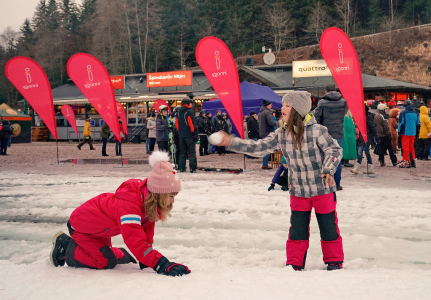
285,108,305,150
144,192,178,222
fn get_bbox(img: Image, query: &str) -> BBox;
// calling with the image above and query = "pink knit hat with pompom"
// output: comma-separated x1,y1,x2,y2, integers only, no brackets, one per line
147,151,181,194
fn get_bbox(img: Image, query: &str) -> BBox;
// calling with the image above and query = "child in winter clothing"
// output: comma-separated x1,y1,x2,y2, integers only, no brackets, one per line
49,151,191,277
214,90,344,271
268,156,289,191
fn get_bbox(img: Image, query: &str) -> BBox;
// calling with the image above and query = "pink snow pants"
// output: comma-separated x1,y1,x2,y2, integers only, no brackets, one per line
286,193,344,269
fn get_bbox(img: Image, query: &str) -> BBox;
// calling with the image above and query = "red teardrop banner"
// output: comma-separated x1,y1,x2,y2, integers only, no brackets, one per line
5,57,58,139
67,53,121,140
320,28,367,142
61,104,78,135
196,37,244,138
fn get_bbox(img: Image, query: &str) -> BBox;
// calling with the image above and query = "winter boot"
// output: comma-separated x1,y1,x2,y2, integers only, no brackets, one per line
50,231,71,267
398,160,411,168
281,185,289,191
410,158,416,168
379,160,386,167
363,164,375,174
327,263,343,271
350,163,361,174
102,151,109,157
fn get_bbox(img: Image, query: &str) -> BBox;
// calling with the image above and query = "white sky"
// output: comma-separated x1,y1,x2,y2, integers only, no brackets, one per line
0,0,82,34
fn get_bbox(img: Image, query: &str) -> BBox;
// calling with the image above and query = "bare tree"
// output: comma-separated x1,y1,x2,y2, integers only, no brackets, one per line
134,0,145,73
266,3,295,54
0,27,20,52
380,15,404,44
335,0,353,36
92,0,132,74
305,1,330,43
173,21,192,69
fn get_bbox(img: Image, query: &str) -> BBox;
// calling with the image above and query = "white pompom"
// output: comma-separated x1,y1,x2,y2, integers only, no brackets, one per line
208,132,224,145
149,151,170,168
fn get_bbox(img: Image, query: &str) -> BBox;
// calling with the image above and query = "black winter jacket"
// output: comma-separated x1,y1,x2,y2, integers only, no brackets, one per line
313,91,348,139
215,115,228,133
196,115,210,135
0,122,13,139
246,116,260,139
177,106,197,139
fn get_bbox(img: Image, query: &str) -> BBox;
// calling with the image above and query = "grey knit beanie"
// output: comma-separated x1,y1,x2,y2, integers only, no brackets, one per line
282,91,312,118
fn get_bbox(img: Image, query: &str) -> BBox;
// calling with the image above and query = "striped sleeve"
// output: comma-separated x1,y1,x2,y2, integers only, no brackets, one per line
120,214,141,225
227,129,280,157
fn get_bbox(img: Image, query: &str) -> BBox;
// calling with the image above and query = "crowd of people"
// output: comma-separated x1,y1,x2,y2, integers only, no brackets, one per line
71,87,431,179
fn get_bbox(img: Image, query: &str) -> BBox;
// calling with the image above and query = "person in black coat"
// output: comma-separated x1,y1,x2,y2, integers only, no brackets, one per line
246,111,260,140
176,98,198,172
196,111,210,156
0,120,13,155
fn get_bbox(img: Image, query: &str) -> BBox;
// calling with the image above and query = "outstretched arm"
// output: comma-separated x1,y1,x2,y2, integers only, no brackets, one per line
216,129,281,157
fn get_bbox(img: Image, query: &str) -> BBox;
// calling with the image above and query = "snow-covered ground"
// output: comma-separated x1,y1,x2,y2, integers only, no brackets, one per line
1,166,431,299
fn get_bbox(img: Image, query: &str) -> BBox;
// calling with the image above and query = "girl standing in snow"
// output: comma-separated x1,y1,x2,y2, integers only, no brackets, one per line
50,151,191,277
214,91,344,271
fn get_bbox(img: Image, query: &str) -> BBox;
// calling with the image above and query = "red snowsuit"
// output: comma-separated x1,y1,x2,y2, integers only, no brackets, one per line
65,179,163,269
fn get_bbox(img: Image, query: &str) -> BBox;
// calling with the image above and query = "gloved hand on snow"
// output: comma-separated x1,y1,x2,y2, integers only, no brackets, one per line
268,183,275,191
153,256,191,277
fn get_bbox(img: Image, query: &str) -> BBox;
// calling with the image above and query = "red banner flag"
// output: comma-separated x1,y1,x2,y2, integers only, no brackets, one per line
320,28,367,142
196,37,244,138
154,99,171,113
5,57,58,139
116,102,128,135
67,53,121,140
61,104,78,135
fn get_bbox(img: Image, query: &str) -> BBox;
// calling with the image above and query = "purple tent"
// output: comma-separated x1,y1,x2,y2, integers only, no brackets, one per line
202,81,281,137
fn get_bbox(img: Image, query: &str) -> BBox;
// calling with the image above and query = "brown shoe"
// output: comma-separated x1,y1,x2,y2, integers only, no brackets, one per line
262,166,272,170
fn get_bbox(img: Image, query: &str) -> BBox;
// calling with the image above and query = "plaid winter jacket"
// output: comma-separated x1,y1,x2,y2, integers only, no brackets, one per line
227,115,342,198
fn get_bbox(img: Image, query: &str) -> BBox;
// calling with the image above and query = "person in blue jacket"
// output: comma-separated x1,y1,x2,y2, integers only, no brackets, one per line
398,100,421,168
268,156,289,191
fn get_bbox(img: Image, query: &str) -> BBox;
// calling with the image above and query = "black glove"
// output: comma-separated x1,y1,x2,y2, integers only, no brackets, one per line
268,183,275,191
153,256,191,277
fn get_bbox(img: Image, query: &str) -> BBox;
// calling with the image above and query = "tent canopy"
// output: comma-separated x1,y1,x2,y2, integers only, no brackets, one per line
202,81,282,117
202,81,281,137
0,103,31,120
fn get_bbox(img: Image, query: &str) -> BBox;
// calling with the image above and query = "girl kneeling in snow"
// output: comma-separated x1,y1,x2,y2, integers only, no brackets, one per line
213,91,344,271
49,151,190,277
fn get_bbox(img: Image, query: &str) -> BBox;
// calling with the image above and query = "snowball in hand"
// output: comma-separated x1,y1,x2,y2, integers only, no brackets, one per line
209,132,224,145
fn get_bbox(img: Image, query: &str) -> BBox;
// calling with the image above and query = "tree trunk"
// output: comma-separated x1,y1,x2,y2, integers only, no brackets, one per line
143,0,149,73
135,0,144,73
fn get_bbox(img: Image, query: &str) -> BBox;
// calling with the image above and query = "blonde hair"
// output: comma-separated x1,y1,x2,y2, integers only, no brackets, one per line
144,192,178,222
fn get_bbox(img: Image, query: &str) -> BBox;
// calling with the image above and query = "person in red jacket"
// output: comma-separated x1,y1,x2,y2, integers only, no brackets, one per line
49,151,191,277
